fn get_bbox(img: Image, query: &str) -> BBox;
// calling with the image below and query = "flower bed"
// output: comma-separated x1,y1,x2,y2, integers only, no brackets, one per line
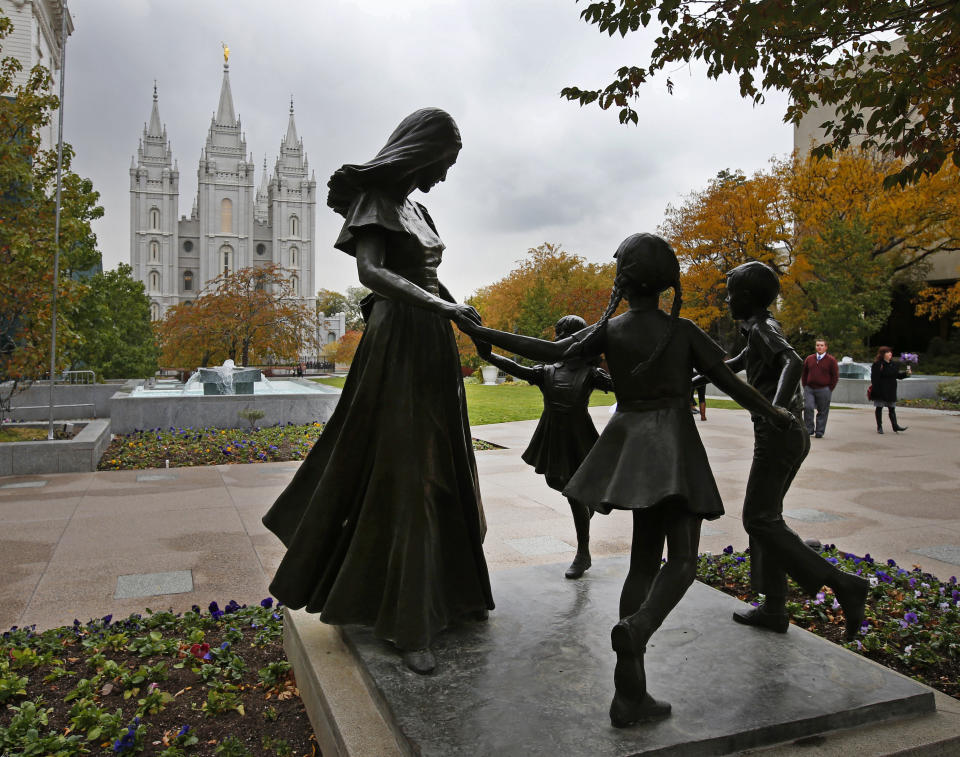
1,600,315,755
99,424,500,471
5,547,954,754
699,545,960,699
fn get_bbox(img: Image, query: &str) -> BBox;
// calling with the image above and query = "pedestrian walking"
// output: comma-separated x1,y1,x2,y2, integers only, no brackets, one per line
871,346,911,434
801,339,838,438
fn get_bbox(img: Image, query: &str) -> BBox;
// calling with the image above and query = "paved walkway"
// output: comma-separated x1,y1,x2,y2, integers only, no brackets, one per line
1,404,958,632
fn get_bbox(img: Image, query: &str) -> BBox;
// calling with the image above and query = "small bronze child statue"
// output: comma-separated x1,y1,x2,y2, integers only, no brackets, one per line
707,261,868,638
461,234,793,727
474,314,613,579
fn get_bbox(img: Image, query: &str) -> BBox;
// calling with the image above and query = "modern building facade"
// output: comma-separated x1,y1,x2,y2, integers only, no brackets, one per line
130,57,318,321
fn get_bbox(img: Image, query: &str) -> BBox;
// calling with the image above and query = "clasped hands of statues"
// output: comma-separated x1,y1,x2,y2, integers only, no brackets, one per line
450,308,796,431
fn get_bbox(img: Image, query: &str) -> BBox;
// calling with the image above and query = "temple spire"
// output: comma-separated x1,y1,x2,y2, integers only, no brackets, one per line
147,81,163,137
284,96,299,148
215,59,237,126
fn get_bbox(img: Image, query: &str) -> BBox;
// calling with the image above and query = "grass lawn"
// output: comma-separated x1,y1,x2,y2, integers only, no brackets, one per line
313,376,744,424
0,427,48,442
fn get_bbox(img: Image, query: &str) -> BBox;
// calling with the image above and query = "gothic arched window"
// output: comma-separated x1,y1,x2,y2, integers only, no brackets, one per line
150,302,160,321
289,246,298,267
290,274,299,296
256,243,265,256
149,240,159,262
149,207,160,230
183,270,194,291
149,270,160,293
220,198,233,233
289,215,299,237
220,244,233,277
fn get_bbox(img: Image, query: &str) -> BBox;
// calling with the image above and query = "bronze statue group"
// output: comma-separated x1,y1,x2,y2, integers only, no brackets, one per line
262,109,869,729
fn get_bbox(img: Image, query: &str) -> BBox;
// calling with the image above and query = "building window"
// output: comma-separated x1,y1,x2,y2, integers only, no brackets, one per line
149,207,160,230
183,270,194,291
149,240,159,262
290,274,299,296
327,332,336,343
149,270,160,293
220,198,233,233
256,243,265,256
289,215,299,237
183,240,193,252
220,244,233,277
289,246,298,267
150,302,160,321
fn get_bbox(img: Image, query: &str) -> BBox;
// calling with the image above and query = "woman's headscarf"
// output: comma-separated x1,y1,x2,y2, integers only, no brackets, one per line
327,108,462,217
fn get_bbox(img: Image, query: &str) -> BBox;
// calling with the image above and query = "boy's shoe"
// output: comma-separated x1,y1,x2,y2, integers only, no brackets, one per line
732,605,789,633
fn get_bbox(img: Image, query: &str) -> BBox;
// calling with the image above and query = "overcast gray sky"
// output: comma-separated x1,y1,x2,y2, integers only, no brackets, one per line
61,0,792,301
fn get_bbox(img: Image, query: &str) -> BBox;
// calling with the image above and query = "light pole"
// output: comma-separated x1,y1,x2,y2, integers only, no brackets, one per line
47,1,69,440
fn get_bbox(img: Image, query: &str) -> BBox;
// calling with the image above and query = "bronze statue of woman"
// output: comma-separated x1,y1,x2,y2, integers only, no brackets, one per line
262,108,494,675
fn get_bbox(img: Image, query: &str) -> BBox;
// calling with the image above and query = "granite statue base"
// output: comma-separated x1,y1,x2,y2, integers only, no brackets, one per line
286,557,951,756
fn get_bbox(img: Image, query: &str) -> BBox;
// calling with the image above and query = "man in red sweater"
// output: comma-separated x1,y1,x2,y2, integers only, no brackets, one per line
801,339,839,438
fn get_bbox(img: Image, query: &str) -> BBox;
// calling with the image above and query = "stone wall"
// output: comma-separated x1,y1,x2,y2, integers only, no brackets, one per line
0,420,112,475
109,386,340,434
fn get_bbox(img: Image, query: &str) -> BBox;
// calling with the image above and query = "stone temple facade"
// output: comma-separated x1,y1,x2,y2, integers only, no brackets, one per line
130,60,317,321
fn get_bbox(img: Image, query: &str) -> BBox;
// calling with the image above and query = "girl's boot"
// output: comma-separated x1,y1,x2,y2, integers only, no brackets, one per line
875,407,884,434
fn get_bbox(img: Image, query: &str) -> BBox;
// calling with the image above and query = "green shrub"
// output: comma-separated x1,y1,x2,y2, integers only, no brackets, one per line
936,379,960,403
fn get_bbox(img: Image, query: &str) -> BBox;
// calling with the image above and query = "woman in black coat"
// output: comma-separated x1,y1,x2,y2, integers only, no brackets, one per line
871,346,911,434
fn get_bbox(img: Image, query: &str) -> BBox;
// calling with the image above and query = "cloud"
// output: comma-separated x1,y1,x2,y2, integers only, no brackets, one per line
60,0,792,299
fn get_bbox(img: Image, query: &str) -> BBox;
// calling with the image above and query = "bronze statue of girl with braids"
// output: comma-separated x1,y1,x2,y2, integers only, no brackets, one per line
461,233,794,728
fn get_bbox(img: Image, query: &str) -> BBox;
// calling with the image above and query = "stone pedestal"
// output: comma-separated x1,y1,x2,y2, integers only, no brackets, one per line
286,558,959,756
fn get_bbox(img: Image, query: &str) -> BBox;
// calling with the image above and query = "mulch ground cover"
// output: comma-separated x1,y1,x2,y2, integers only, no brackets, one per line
2,600,316,756
4,546,958,754
698,545,960,700
98,424,500,471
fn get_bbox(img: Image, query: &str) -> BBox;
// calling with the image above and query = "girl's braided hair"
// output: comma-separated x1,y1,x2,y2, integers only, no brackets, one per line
567,233,682,376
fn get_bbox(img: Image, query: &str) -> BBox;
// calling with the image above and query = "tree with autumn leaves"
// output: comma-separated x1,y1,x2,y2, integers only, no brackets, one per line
1,13,103,400
158,265,313,369
465,243,624,367
563,0,959,186
662,150,960,355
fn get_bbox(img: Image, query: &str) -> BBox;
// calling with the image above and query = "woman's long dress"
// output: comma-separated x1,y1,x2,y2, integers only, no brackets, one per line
262,191,494,651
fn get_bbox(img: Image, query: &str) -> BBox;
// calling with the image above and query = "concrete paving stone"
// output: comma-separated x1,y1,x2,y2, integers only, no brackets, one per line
854,487,958,520
73,486,235,517
115,569,194,599
87,466,224,491
136,472,179,482
253,544,286,577
0,519,68,561
0,479,48,489
482,502,558,526
0,471,92,498
236,506,273,536
505,535,575,556
783,507,847,523
910,545,960,567
0,496,80,522
51,508,246,559
225,485,286,508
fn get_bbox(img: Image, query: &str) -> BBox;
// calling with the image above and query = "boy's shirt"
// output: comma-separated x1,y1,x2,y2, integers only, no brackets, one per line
742,311,804,418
